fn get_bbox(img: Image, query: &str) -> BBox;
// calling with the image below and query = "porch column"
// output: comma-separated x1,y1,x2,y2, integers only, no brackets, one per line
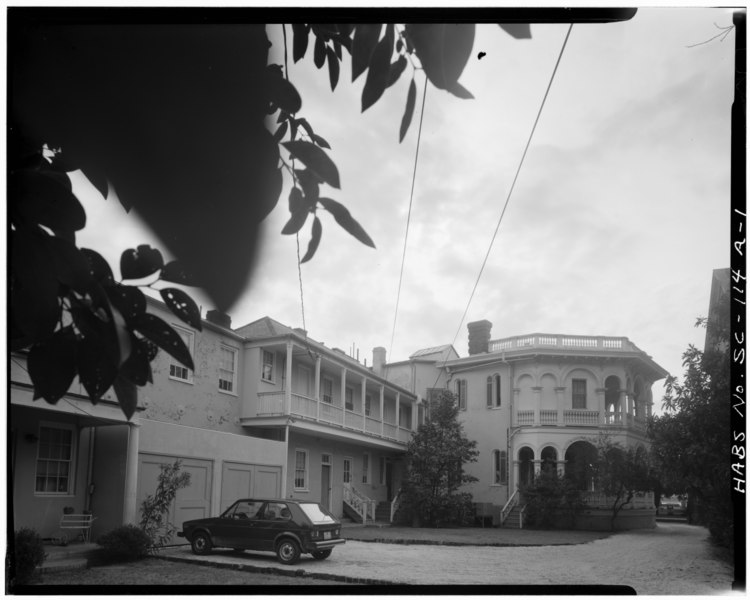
556,459,567,477
411,398,417,431
315,355,321,421
619,390,628,423
513,460,520,490
533,459,542,477
555,387,565,426
395,392,401,430
596,388,606,425
532,387,542,425
361,377,367,433
285,341,293,414
122,421,140,524
379,385,385,436
513,388,521,426
340,367,347,426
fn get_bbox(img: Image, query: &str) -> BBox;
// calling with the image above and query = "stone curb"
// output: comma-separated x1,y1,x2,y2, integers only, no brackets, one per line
155,554,397,586
344,537,586,547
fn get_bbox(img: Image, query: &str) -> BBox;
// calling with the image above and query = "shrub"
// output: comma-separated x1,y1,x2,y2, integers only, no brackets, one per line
10,528,47,586
139,460,191,548
96,525,151,562
521,470,584,529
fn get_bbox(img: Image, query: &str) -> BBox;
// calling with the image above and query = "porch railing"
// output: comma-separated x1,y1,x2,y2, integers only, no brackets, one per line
343,483,376,524
500,489,520,526
583,490,655,510
390,488,402,523
539,409,557,425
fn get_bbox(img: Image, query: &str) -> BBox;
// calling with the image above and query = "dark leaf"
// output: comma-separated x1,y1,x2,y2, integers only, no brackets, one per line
288,187,305,213
297,118,315,138
498,23,532,39
77,335,119,402
273,120,289,142
281,208,310,235
290,118,299,142
352,24,382,81
265,67,302,115
120,244,164,280
14,169,86,233
160,288,202,331
301,216,322,263
49,236,93,293
326,47,340,91
82,166,110,201
314,35,326,68
396,38,404,53
400,79,417,143
295,169,321,200
282,141,340,189
406,24,475,91
11,228,62,341
277,109,289,124
113,374,138,420
311,134,331,149
319,197,375,248
160,260,199,286
336,23,355,38
336,32,353,54
333,38,342,60
132,313,194,371
387,55,408,88
105,284,147,326
362,24,394,112
28,327,78,404
119,335,154,386
292,23,309,62
81,248,115,283
447,81,474,99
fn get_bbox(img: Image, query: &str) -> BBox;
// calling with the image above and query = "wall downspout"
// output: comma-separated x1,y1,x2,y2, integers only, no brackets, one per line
85,427,96,512
283,424,290,498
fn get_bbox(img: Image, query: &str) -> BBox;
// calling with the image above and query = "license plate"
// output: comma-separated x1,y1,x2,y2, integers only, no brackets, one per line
324,531,331,540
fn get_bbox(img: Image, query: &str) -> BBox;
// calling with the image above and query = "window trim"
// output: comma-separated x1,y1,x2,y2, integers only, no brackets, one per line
345,386,354,412
35,422,76,496
343,456,352,484
294,449,309,491
321,377,334,404
169,324,194,383
494,374,502,408
492,449,508,486
455,379,467,410
218,344,238,395
365,394,372,417
379,456,386,485
261,350,275,383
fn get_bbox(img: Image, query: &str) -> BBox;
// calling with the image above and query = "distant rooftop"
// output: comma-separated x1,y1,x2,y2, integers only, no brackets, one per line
409,344,454,359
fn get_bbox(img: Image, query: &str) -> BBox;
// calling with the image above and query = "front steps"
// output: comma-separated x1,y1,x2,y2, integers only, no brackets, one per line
502,505,524,529
36,542,98,575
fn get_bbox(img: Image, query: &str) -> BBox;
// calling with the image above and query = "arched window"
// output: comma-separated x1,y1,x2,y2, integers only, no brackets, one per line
455,379,467,410
494,374,501,407
492,450,507,485
486,376,493,407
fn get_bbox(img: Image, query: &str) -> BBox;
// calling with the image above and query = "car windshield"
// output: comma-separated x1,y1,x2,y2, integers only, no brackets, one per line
299,503,336,524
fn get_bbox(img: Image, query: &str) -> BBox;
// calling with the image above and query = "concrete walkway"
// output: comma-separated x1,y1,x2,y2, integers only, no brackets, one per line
159,522,735,593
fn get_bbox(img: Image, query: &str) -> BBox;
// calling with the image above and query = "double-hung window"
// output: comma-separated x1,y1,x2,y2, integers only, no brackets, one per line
219,345,237,393
494,374,501,407
343,457,352,484
294,450,308,490
261,350,275,382
345,387,354,411
321,378,333,404
493,450,507,485
572,379,587,409
169,325,194,382
35,425,75,494
455,379,467,410
365,394,372,417
362,453,370,484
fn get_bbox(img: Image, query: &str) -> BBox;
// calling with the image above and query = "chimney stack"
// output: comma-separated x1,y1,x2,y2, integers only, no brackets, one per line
467,320,492,355
373,347,386,376
206,309,232,329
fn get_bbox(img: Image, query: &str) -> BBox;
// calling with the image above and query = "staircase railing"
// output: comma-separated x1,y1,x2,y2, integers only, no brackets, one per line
343,483,376,524
519,504,526,529
500,489,520,526
389,488,402,523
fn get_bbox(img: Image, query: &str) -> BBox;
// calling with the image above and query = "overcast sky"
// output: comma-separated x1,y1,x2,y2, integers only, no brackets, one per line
73,8,736,409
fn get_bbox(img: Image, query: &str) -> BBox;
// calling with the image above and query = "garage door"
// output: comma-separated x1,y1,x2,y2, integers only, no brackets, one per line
137,454,212,543
220,462,281,512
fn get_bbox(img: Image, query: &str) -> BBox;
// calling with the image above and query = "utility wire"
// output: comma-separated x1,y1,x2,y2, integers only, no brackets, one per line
389,74,429,362
433,23,574,387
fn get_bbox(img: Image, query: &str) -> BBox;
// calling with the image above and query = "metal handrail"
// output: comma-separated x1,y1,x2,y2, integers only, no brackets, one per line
343,483,375,524
500,489,519,525
390,488,402,523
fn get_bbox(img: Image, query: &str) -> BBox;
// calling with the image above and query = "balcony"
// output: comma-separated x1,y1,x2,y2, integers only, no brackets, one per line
256,391,414,444
489,334,638,354
514,408,646,431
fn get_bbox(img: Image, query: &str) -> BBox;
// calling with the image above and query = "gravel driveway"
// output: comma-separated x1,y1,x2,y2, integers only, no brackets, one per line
160,522,733,594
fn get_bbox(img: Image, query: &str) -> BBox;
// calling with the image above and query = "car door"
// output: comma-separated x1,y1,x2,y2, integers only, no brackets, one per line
253,501,293,552
212,500,264,549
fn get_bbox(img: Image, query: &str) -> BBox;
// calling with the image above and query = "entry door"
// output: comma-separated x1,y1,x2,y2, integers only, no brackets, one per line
321,465,331,510
385,461,394,501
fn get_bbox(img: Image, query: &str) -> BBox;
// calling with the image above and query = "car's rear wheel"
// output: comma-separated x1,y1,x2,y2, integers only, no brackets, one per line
276,539,301,565
311,549,332,560
190,531,213,555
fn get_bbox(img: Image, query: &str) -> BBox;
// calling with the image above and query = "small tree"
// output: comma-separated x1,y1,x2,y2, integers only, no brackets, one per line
139,460,191,549
520,469,584,529
400,389,479,527
592,435,651,531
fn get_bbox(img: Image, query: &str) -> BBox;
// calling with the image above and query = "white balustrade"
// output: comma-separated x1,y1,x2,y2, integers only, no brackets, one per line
539,409,557,425
383,422,398,440
564,409,599,426
290,393,317,418
257,391,284,415
344,411,364,430
319,402,344,425
516,410,534,426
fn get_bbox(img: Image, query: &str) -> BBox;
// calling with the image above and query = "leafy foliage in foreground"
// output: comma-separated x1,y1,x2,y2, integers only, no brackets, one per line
399,389,479,527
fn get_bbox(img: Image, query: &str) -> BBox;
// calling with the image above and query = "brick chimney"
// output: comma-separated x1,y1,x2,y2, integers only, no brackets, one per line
467,320,492,355
206,309,231,329
372,347,386,376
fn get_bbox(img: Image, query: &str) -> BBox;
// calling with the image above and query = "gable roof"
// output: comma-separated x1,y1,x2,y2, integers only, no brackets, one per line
233,316,296,339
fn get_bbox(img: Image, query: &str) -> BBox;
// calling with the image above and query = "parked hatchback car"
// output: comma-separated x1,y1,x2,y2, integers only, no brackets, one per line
657,496,685,516
178,499,345,564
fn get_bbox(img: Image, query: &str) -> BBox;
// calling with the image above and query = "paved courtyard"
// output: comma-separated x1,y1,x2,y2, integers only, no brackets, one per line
160,522,735,594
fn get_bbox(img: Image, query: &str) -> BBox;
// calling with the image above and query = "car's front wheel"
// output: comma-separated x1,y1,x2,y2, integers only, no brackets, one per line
190,531,213,555
276,539,301,565
311,549,332,560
